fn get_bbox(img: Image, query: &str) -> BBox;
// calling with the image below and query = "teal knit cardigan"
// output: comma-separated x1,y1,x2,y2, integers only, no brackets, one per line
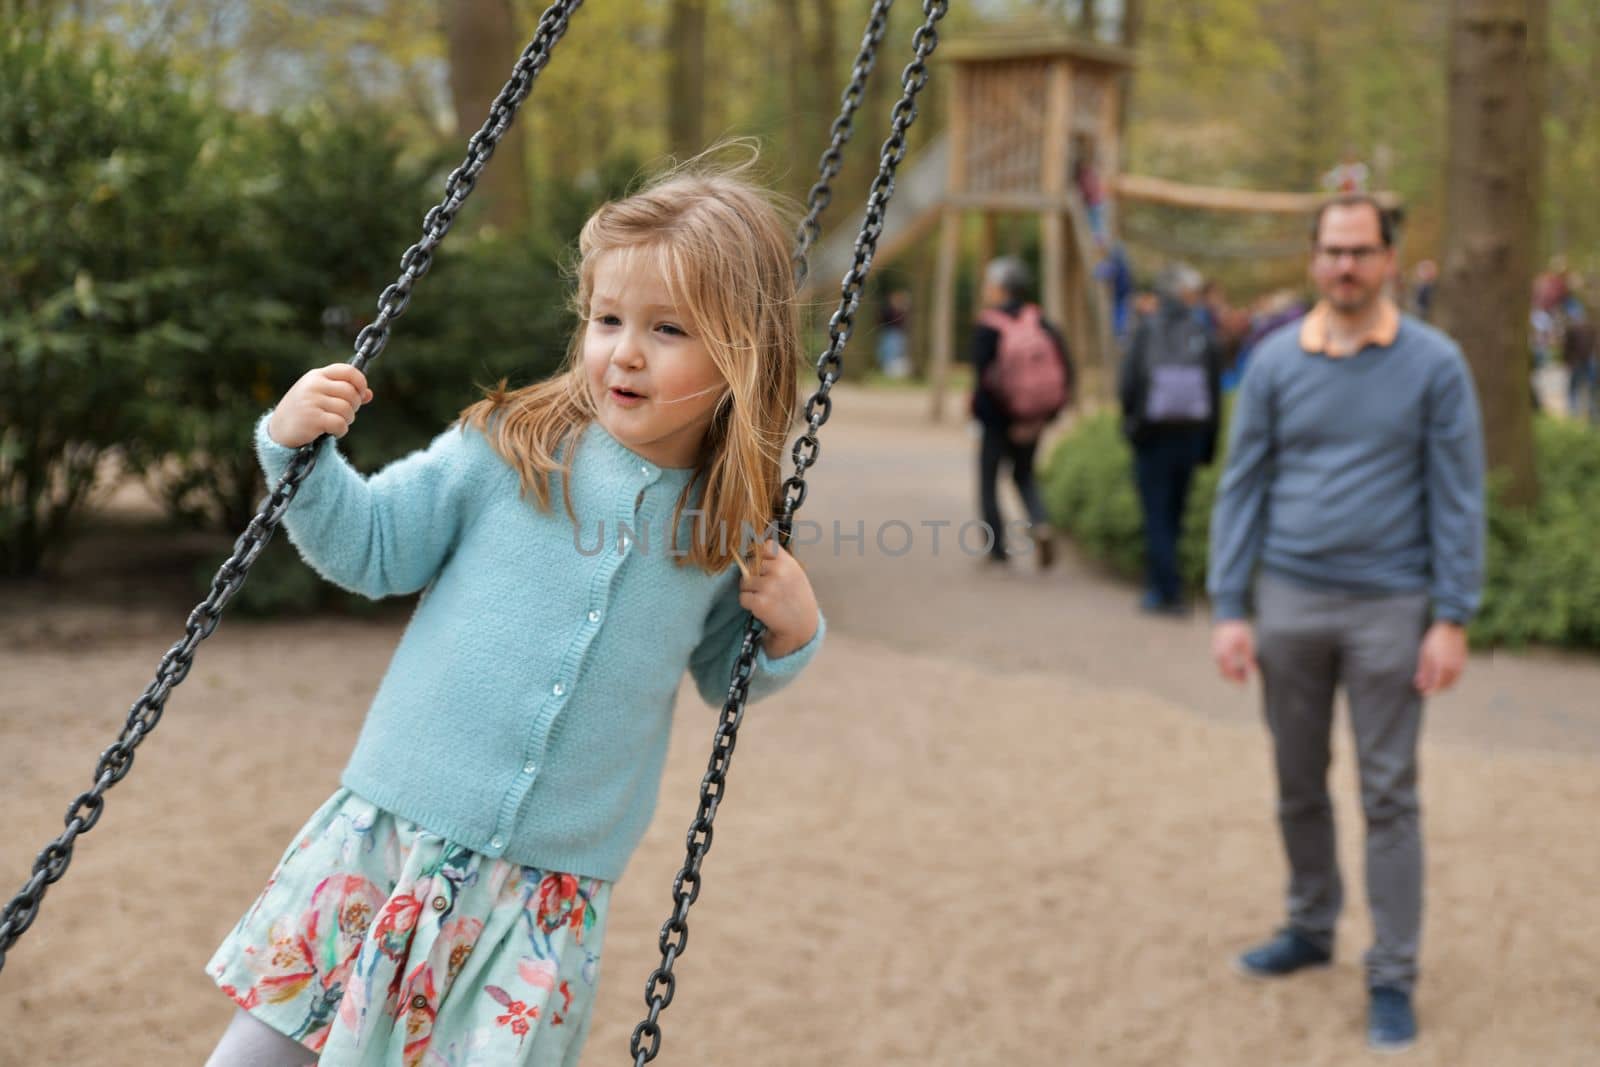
256,414,824,881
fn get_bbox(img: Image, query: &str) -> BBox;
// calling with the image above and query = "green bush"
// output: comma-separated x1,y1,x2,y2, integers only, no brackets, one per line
122,106,446,534
200,209,578,616
1040,412,1148,580
132,112,576,521
1,25,580,611
1043,411,1600,650
1471,419,1600,646
1,27,213,575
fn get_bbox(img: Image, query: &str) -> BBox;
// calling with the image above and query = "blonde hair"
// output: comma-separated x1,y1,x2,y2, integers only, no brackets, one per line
461,151,801,575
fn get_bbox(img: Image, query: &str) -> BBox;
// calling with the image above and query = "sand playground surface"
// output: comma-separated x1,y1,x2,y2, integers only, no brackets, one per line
3,386,1598,1065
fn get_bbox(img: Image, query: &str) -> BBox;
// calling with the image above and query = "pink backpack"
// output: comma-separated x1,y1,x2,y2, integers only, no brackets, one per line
979,304,1070,422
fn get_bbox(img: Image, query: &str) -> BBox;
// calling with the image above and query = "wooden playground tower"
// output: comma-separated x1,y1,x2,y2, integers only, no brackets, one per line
926,32,1133,418
914,29,1403,417
800,25,1403,417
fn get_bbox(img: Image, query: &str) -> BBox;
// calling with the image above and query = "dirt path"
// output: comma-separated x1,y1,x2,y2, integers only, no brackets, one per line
799,387,1600,758
2,384,1596,1065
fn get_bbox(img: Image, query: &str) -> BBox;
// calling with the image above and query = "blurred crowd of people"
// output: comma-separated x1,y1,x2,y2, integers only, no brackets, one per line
1096,250,1598,425
1099,251,1311,403
1530,259,1598,422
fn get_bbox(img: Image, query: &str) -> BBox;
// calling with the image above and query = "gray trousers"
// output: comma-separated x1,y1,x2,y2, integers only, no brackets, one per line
1255,573,1430,993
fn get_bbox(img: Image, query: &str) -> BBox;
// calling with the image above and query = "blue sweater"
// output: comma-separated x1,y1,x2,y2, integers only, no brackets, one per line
1207,316,1486,624
255,414,824,881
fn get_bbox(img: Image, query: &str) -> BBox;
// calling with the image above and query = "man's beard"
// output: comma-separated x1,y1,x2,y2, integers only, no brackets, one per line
1327,278,1379,314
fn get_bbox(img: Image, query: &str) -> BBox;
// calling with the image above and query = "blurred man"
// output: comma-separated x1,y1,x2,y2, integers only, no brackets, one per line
1560,281,1597,423
876,288,913,380
1118,263,1224,614
1224,289,1308,394
1094,237,1135,344
1409,259,1438,322
1207,195,1486,1053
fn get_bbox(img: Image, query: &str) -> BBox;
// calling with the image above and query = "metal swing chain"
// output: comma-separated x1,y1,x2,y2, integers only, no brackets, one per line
0,0,586,975
627,4,948,1064
780,2,947,538
792,0,897,288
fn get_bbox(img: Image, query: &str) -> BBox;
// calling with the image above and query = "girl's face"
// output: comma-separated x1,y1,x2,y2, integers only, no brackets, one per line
582,249,728,470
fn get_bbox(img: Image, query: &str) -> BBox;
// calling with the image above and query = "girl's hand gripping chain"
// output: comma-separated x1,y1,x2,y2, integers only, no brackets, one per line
741,539,820,660
267,364,375,448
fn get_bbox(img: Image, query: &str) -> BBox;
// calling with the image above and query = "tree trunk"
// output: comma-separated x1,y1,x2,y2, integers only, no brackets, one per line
1297,2,1328,190
444,0,530,234
666,0,707,159
808,0,838,181
1435,0,1542,506
1121,0,1142,48
1117,0,1142,144
810,0,837,94
1526,0,1548,255
1078,0,1100,38
779,2,810,200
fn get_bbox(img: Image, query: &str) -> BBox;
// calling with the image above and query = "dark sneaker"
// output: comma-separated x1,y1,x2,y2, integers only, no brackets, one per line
1367,986,1417,1053
1233,928,1332,979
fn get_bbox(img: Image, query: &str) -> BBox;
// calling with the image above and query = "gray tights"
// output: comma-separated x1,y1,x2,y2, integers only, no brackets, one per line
205,1009,317,1067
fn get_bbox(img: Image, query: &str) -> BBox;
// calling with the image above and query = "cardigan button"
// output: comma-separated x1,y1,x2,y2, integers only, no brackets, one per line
588,609,601,623
489,835,505,850
552,682,566,696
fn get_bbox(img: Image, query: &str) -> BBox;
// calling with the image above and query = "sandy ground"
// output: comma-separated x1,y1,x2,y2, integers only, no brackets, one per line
2,385,1598,1066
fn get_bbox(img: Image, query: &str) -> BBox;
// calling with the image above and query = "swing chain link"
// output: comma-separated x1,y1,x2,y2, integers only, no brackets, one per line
629,4,947,1063
792,0,896,287
0,0,586,975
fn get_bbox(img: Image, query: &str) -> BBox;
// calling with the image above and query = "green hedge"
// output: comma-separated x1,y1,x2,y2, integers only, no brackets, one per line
2,25,633,612
1042,411,1600,649
2,28,214,575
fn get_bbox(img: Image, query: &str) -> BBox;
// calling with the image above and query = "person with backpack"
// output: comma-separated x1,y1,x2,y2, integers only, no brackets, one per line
969,256,1075,568
1118,262,1224,615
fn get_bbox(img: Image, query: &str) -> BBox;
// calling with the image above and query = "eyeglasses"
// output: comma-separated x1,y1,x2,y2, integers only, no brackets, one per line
1315,244,1386,264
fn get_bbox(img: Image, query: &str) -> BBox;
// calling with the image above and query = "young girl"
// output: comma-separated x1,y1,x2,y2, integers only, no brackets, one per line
204,161,824,1067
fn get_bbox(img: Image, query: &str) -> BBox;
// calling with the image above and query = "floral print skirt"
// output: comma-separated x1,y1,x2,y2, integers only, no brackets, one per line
208,789,610,1066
